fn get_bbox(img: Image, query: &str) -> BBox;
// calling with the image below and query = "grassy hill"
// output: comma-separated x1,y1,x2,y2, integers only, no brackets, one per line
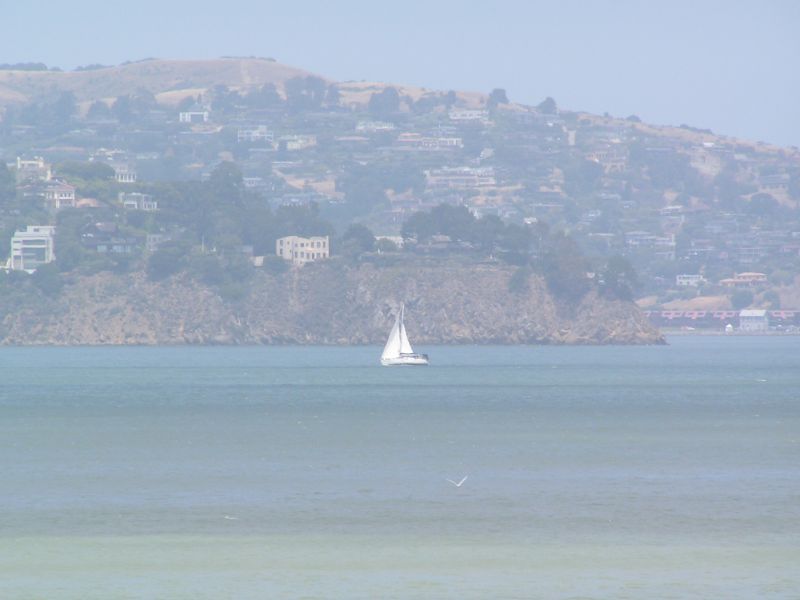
0,58,314,106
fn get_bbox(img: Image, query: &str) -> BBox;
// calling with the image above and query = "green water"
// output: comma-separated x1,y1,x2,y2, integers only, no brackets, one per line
1,337,798,598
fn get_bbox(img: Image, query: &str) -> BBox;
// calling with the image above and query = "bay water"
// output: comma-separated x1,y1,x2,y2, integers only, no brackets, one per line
1,337,798,598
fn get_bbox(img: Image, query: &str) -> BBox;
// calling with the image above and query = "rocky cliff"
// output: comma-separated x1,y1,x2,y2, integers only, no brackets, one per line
0,263,663,345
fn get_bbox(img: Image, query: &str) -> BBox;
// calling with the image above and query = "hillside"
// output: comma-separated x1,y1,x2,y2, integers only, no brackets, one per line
0,263,662,346
2,56,799,339
0,58,314,106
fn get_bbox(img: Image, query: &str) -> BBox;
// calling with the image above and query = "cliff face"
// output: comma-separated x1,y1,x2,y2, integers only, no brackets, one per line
0,263,663,345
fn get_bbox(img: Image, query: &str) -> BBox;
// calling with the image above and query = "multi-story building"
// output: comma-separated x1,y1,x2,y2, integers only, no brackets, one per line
15,156,52,183
276,235,330,266
43,181,76,210
179,104,210,123
739,309,769,333
8,226,56,273
426,166,496,189
112,163,137,183
237,125,274,143
119,192,158,211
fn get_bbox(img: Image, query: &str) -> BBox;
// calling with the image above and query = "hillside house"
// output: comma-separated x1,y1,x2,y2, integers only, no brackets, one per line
426,166,496,189
119,192,158,211
237,125,274,143
8,225,56,273
676,274,705,287
43,181,76,210
448,109,491,124
719,272,768,287
396,133,463,151
279,135,317,151
14,156,52,183
81,223,143,255
179,104,210,123
356,120,396,132
276,235,330,266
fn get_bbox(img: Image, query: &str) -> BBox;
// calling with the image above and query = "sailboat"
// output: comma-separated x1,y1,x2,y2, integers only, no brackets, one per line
380,304,429,366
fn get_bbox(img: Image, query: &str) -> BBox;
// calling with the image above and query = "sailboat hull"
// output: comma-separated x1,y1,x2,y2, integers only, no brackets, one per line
380,353,429,366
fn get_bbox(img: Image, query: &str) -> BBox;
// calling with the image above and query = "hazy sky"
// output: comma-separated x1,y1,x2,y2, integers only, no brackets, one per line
5,0,799,146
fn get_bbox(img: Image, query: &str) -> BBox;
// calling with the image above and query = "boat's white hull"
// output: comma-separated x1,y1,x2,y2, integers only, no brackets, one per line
381,353,429,366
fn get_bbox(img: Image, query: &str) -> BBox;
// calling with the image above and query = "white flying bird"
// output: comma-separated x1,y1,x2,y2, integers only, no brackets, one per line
446,475,468,487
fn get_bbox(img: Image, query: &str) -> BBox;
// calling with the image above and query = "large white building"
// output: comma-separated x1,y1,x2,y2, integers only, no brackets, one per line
15,156,52,183
739,309,769,333
8,225,56,273
276,235,329,266
43,181,76,210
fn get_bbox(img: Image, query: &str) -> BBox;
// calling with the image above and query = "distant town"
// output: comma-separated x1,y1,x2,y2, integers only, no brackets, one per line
1,58,799,335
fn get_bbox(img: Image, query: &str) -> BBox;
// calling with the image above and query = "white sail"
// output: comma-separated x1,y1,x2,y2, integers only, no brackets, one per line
398,309,414,355
381,312,402,360
380,303,428,366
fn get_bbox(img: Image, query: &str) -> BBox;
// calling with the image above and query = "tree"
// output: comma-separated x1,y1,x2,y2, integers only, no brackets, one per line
599,256,639,300
209,161,244,206
31,262,63,296
0,162,14,204
285,76,326,111
111,95,133,123
246,83,282,108
376,238,398,253
747,193,780,217
508,266,531,294
86,100,111,120
147,241,191,280
338,223,376,259
55,161,115,181
368,87,401,117
541,233,591,302
52,91,77,121
537,97,557,114
731,289,754,310
325,84,341,107
487,88,509,108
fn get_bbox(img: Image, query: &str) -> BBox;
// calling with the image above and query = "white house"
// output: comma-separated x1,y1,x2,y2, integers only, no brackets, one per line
676,274,705,287
237,125,274,143
43,181,76,210
15,156,52,183
112,163,137,183
179,104,210,123
739,309,768,333
119,192,157,211
276,235,329,266
8,225,56,273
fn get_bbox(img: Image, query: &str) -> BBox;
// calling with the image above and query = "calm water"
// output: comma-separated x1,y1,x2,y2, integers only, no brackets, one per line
1,337,798,599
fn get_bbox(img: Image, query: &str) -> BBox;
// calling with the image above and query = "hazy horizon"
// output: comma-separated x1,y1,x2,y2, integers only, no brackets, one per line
4,0,799,147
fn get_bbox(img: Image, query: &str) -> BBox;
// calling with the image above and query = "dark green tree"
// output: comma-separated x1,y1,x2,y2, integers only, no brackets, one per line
147,241,191,280
599,256,639,300
86,100,112,120
368,87,401,117
537,97,557,114
487,88,509,108
731,289,754,310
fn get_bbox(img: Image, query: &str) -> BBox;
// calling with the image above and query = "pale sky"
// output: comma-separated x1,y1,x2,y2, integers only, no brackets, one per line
5,0,799,146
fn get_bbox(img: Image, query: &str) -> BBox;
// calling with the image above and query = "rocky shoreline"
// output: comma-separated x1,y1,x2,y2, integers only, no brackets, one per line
0,263,664,346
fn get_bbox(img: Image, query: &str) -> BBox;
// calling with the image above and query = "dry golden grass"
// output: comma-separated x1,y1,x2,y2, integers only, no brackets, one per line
0,58,311,105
